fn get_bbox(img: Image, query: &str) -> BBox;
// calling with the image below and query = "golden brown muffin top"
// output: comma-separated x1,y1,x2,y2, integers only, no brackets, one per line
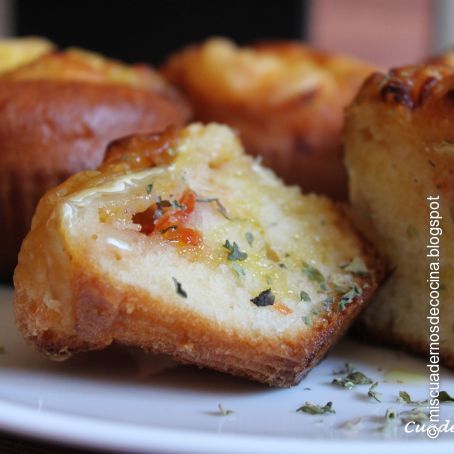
348,64,454,196
0,37,55,74
0,47,173,95
162,37,375,107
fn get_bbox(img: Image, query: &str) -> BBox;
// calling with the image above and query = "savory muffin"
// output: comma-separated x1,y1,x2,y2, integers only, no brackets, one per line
344,65,454,367
0,47,189,281
0,36,54,74
14,123,384,387
162,37,375,199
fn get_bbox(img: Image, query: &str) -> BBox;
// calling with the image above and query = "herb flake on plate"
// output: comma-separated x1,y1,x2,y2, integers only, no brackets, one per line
378,408,398,432
297,401,335,415
368,382,382,402
397,390,428,405
332,363,373,389
385,408,397,421
217,404,234,416
439,390,454,403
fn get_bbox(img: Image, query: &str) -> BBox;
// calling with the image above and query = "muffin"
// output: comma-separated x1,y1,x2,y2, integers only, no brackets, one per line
14,123,384,386
162,37,375,199
0,36,54,74
0,46,189,281
344,64,454,367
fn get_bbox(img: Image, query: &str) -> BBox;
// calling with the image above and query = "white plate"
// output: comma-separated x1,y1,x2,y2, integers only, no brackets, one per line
0,285,453,453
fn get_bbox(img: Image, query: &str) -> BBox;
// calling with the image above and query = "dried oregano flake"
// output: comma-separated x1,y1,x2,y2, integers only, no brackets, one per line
172,277,187,298
250,289,275,307
223,240,248,261
297,401,335,415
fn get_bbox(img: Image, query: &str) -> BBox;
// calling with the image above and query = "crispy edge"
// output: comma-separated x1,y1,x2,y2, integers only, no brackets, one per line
15,233,385,387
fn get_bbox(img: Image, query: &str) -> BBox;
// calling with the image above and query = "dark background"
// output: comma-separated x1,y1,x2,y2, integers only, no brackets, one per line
16,0,308,64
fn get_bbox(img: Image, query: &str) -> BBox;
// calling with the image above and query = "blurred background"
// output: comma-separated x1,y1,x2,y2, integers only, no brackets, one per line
0,0,451,67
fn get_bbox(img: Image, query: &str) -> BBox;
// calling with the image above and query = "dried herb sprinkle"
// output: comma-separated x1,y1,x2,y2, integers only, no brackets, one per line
223,240,248,261
250,289,275,307
172,277,187,298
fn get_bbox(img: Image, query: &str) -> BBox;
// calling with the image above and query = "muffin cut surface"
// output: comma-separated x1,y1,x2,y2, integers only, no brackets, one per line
14,124,384,386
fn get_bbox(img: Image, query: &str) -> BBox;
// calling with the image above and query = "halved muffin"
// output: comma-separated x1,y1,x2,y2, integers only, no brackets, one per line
14,123,384,386
162,38,375,200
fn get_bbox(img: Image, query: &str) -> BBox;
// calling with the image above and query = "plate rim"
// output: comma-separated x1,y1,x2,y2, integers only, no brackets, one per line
0,399,451,454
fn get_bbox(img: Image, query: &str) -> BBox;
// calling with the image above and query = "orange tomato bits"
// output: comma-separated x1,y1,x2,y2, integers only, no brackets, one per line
133,189,202,246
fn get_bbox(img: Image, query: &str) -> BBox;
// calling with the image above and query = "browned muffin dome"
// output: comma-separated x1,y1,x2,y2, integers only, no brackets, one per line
0,47,189,281
162,38,375,200
0,36,54,74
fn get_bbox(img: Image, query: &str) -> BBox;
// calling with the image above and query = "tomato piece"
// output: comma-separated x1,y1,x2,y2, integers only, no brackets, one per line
154,211,188,231
274,302,293,315
132,208,155,235
133,189,201,246
180,190,196,214
163,226,201,246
